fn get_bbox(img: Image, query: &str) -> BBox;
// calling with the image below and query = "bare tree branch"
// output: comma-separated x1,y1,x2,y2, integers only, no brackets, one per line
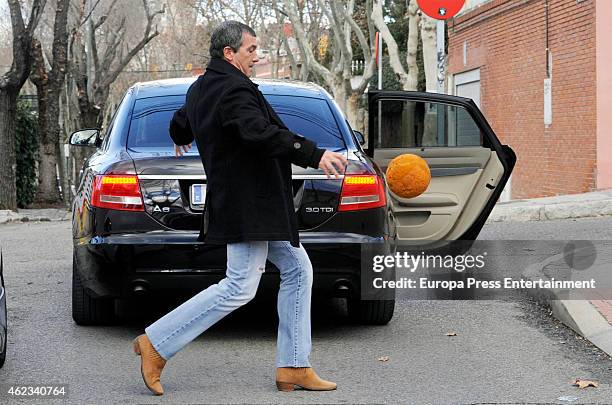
26,0,48,37
283,0,333,85
341,0,375,94
77,0,102,29
102,0,164,88
372,0,410,88
1,0,48,90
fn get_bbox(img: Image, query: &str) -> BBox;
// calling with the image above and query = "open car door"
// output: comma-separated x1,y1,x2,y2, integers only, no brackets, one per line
367,91,516,242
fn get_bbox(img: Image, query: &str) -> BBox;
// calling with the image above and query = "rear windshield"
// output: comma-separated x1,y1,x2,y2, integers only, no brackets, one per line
127,94,346,151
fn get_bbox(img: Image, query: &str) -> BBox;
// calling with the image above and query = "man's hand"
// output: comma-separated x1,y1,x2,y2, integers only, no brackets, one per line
319,150,348,179
174,143,192,157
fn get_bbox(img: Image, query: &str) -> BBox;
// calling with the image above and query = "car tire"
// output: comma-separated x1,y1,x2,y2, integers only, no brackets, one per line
0,252,6,368
0,342,5,369
72,257,116,325
0,324,5,369
347,298,395,325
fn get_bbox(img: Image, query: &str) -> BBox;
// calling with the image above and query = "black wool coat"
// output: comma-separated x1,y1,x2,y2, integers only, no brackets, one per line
169,57,325,247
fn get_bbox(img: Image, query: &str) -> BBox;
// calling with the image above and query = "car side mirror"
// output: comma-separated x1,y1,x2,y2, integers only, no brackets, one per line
69,128,101,148
353,130,365,146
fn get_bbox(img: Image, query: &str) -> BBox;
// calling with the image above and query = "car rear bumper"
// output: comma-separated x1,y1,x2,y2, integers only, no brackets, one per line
74,231,384,299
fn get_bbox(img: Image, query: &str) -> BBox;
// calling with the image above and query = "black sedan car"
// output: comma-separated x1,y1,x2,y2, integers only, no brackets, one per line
70,78,515,326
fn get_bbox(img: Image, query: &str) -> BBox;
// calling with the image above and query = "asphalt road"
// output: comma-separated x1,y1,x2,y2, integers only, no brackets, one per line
1,218,612,404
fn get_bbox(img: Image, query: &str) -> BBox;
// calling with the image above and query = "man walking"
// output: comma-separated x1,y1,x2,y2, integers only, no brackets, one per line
132,20,348,396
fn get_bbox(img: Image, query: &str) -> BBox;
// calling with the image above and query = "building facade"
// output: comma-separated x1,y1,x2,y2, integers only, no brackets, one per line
448,0,612,199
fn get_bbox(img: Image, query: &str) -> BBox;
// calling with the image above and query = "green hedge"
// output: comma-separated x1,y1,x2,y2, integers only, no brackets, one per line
15,100,39,208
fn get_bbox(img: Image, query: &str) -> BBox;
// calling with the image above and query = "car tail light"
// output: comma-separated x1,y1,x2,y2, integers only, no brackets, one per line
91,175,144,211
338,174,386,211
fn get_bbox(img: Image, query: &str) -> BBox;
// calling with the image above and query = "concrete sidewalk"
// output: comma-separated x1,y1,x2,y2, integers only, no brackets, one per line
0,208,70,224
488,189,612,223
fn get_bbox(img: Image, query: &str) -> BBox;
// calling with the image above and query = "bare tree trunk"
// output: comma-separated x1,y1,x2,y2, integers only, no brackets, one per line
38,90,65,206
270,38,278,79
420,13,437,92
0,0,47,210
283,38,299,79
31,41,59,205
58,93,70,205
346,93,361,131
31,0,70,206
420,13,438,146
406,0,420,91
272,0,300,80
37,143,60,204
0,91,18,210
31,44,59,205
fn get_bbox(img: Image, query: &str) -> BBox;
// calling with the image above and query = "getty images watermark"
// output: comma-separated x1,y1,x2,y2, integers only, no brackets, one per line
360,240,610,300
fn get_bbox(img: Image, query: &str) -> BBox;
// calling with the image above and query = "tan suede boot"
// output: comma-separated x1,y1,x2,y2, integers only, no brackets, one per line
276,367,337,391
133,334,167,395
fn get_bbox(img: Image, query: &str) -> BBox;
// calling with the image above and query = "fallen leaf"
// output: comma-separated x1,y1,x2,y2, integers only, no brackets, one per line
377,356,389,362
571,379,599,389
446,332,457,336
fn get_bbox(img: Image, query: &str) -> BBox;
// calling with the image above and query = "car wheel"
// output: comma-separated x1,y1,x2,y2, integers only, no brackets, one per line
0,323,5,369
0,339,5,369
0,329,5,369
0,294,6,368
0,251,6,368
347,298,395,325
72,256,116,325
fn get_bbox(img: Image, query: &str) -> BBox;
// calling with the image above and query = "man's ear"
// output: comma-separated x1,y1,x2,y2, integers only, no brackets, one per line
223,46,234,61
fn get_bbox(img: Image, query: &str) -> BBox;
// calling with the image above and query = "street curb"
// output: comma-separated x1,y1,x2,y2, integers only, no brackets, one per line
487,199,612,223
521,248,612,357
549,299,612,357
0,210,25,224
0,209,70,225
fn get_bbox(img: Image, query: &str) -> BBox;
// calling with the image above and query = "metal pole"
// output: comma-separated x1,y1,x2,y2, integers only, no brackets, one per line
436,20,446,145
436,19,445,94
378,32,383,90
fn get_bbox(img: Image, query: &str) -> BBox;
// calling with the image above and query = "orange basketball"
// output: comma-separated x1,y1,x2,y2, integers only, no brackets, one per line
385,154,431,198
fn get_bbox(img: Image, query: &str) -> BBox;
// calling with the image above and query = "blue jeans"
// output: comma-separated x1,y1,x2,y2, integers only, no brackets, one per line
145,241,313,367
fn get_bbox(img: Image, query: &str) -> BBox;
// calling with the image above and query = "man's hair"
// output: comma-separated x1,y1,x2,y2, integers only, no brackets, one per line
209,20,256,59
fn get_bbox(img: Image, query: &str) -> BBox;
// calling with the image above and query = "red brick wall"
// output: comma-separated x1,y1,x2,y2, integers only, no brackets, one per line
448,0,596,199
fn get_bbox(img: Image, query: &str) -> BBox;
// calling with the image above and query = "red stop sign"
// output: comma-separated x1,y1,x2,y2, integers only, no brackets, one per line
417,0,466,20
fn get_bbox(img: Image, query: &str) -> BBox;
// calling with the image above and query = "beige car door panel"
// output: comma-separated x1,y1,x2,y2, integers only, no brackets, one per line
376,148,503,241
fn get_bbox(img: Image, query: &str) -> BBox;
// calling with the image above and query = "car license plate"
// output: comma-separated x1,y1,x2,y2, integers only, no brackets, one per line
190,184,206,206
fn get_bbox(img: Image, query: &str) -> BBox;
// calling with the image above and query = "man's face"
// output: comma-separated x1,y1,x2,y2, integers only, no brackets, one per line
224,33,259,76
